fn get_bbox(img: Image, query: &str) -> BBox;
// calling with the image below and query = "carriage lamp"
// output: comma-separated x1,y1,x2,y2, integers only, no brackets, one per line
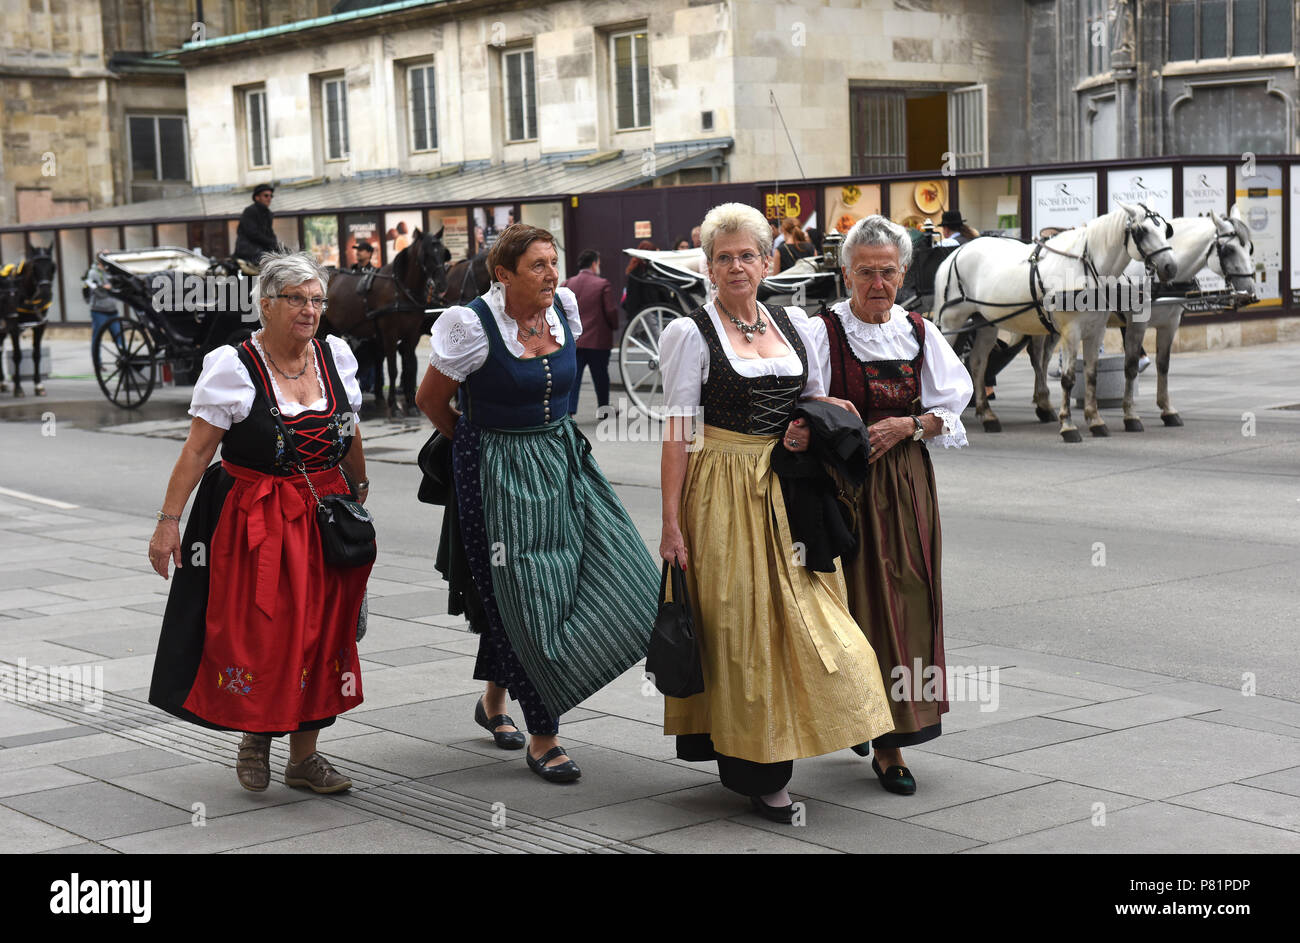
821,231,843,269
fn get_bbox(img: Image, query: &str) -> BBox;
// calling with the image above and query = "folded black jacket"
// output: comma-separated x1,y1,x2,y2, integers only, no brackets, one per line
770,399,869,572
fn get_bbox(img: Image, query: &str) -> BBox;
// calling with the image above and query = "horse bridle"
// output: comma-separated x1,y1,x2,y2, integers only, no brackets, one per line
1125,203,1175,271
1203,224,1252,279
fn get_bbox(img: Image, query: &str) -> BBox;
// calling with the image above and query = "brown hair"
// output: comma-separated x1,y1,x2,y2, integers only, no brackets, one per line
626,239,659,275
488,223,556,278
780,216,808,245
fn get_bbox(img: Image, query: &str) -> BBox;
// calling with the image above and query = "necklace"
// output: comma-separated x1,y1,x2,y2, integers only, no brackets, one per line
260,335,310,380
516,311,545,340
715,298,766,342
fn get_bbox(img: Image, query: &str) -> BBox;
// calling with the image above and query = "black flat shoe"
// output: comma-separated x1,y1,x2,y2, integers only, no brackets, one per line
871,758,916,795
749,795,795,824
474,697,525,750
850,742,872,757
526,745,581,783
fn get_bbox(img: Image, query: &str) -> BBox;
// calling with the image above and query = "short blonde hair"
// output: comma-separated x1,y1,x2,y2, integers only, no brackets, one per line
700,203,772,261
252,249,329,328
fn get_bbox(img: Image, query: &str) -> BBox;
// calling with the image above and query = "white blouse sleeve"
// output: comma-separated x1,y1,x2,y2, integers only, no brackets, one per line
189,345,254,430
920,317,973,449
325,335,364,418
556,286,583,342
428,305,489,382
659,317,708,417
784,306,827,399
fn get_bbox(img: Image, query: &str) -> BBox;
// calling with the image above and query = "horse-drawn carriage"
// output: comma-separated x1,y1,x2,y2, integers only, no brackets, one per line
91,247,253,408
617,237,846,418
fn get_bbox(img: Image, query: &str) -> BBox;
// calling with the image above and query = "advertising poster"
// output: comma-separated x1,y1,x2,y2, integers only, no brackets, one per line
472,204,520,256
1106,166,1174,219
1031,173,1097,235
957,175,1020,238
341,213,381,268
427,207,470,260
823,183,882,235
1235,163,1282,307
1291,167,1300,306
761,187,816,228
383,209,424,261
302,215,340,267
889,179,948,231
1183,165,1229,218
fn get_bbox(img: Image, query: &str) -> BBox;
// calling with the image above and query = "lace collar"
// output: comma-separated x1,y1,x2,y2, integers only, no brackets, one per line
832,301,912,342
251,331,325,408
485,282,565,345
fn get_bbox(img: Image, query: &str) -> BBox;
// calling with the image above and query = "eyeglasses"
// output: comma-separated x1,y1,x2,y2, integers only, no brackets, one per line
851,267,901,282
713,252,763,267
270,293,328,310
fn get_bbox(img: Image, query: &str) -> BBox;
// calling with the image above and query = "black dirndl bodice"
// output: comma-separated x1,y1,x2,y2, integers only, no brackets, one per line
691,304,808,435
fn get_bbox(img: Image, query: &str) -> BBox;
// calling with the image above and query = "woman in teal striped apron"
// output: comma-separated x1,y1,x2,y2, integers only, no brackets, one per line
416,224,659,783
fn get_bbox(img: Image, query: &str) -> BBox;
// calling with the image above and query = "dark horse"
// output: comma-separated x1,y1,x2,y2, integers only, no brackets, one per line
439,250,492,307
322,227,450,416
0,246,57,397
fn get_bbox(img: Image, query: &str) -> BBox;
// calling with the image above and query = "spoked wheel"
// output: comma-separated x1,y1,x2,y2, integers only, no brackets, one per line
93,317,157,408
618,305,679,420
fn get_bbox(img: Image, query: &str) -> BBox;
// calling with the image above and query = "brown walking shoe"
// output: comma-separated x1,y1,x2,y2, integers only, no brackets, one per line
284,752,352,794
236,733,272,792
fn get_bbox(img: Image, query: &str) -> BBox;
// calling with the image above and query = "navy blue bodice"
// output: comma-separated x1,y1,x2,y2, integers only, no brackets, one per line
459,296,576,429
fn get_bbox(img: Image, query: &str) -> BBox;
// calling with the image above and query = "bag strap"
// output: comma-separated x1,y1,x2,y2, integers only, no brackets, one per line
669,562,689,608
266,405,326,510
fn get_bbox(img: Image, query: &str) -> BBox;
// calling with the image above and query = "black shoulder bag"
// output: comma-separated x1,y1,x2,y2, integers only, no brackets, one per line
645,561,705,698
268,406,376,568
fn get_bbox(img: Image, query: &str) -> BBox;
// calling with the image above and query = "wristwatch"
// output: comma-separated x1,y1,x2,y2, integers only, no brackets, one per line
911,416,926,441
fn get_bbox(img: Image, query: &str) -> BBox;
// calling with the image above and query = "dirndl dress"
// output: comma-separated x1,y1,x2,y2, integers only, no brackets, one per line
148,338,371,735
445,293,658,726
662,305,895,780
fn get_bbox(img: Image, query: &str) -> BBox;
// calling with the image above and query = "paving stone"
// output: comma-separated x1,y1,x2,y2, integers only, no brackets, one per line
100,653,161,692
414,744,715,819
942,644,1178,692
0,568,75,590
429,636,484,655
38,559,144,582
908,781,1147,842
226,818,474,854
967,801,1300,853
985,717,1300,800
1189,710,1300,740
1,725,99,748
0,588,76,610
1,781,193,839
348,658,482,713
323,731,497,778
30,594,167,616
358,578,438,598
1169,783,1300,832
103,798,372,853
0,805,90,853
0,699,88,738
1047,693,1215,730
356,615,467,650
411,613,473,628
559,714,679,762
1154,680,1300,728
575,664,664,724
365,589,450,620
550,796,720,841
1241,766,1300,798
739,797,983,853
354,691,594,744
38,842,120,854
634,818,841,854
108,762,317,817
995,665,1144,703
60,745,202,780
0,764,93,799
0,733,138,774
32,624,160,659
918,716,1108,761
941,684,1090,734
362,645,462,667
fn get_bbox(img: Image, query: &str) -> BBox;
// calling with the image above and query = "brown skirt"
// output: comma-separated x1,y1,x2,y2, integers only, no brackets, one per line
842,438,947,742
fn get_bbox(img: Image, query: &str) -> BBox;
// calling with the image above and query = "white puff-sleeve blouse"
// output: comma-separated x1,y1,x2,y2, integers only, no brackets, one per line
427,284,582,382
658,303,827,417
805,302,971,448
189,333,364,431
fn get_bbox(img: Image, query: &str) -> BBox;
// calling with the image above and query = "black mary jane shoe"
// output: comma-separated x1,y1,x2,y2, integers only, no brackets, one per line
850,742,872,757
474,697,526,750
871,757,917,795
749,795,796,824
526,745,582,783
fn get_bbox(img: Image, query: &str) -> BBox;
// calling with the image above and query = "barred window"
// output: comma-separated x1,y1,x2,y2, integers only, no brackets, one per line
611,30,651,130
849,89,906,175
323,77,349,160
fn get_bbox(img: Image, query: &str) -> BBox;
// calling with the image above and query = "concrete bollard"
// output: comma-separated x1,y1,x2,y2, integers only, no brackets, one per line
1068,353,1131,409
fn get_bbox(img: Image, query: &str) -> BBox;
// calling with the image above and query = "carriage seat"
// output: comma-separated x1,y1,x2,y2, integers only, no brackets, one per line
757,271,836,303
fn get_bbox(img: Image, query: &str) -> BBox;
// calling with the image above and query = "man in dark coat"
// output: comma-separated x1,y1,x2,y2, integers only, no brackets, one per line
349,240,376,273
233,184,279,268
562,249,619,417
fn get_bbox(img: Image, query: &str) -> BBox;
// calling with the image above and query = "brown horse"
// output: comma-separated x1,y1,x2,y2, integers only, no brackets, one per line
439,250,492,307
322,227,450,416
0,247,57,397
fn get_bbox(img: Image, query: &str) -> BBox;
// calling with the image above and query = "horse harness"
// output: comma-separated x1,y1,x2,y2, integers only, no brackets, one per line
0,261,52,326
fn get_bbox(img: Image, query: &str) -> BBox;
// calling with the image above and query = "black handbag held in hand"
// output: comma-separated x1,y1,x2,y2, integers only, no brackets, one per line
645,561,705,699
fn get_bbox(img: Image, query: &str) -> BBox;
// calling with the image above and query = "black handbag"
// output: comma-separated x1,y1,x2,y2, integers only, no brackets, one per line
416,430,453,506
645,561,705,699
269,406,376,568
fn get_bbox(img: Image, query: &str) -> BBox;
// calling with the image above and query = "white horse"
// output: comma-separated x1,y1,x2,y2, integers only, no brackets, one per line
934,203,1179,441
1114,209,1256,431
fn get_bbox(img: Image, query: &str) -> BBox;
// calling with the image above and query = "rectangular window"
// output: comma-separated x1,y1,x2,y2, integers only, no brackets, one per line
849,89,906,175
948,85,987,169
1168,0,1291,60
246,88,270,168
611,30,651,130
1264,0,1291,54
1200,0,1228,56
1233,0,1260,55
127,115,189,181
408,64,438,152
1169,1,1197,60
323,77,349,160
504,49,536,142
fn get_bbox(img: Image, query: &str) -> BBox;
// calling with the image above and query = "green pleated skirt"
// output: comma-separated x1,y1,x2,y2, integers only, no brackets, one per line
479,419,659,717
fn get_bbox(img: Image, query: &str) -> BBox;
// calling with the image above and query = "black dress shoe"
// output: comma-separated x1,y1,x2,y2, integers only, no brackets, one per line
871,758,916,795
526,745,581,783
850,742,872,757
749,795,796,824
474,697,525,750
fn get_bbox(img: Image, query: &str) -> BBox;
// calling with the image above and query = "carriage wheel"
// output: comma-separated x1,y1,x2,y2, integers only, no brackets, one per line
93,317,157,409
618,305,678,420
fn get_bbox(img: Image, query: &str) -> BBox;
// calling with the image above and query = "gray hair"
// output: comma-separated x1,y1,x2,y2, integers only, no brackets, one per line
251,249,330,328
700,202,772,261
842,214,912,268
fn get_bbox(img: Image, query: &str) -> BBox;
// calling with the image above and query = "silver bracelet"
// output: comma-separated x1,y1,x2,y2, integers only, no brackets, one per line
355,479,369,491
156,511,181,523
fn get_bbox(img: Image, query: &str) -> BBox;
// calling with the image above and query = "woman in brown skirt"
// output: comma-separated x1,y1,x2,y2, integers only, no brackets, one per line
807,214,972,795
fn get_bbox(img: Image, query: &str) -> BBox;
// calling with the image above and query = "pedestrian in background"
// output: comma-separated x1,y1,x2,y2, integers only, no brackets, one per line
562,249,619,417
233,184,279,270
772,217,816,273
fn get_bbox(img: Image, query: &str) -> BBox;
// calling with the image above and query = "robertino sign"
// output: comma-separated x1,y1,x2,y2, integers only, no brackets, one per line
1107,167,1173,218
1183,165,1229,218
1031,173,1097,235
